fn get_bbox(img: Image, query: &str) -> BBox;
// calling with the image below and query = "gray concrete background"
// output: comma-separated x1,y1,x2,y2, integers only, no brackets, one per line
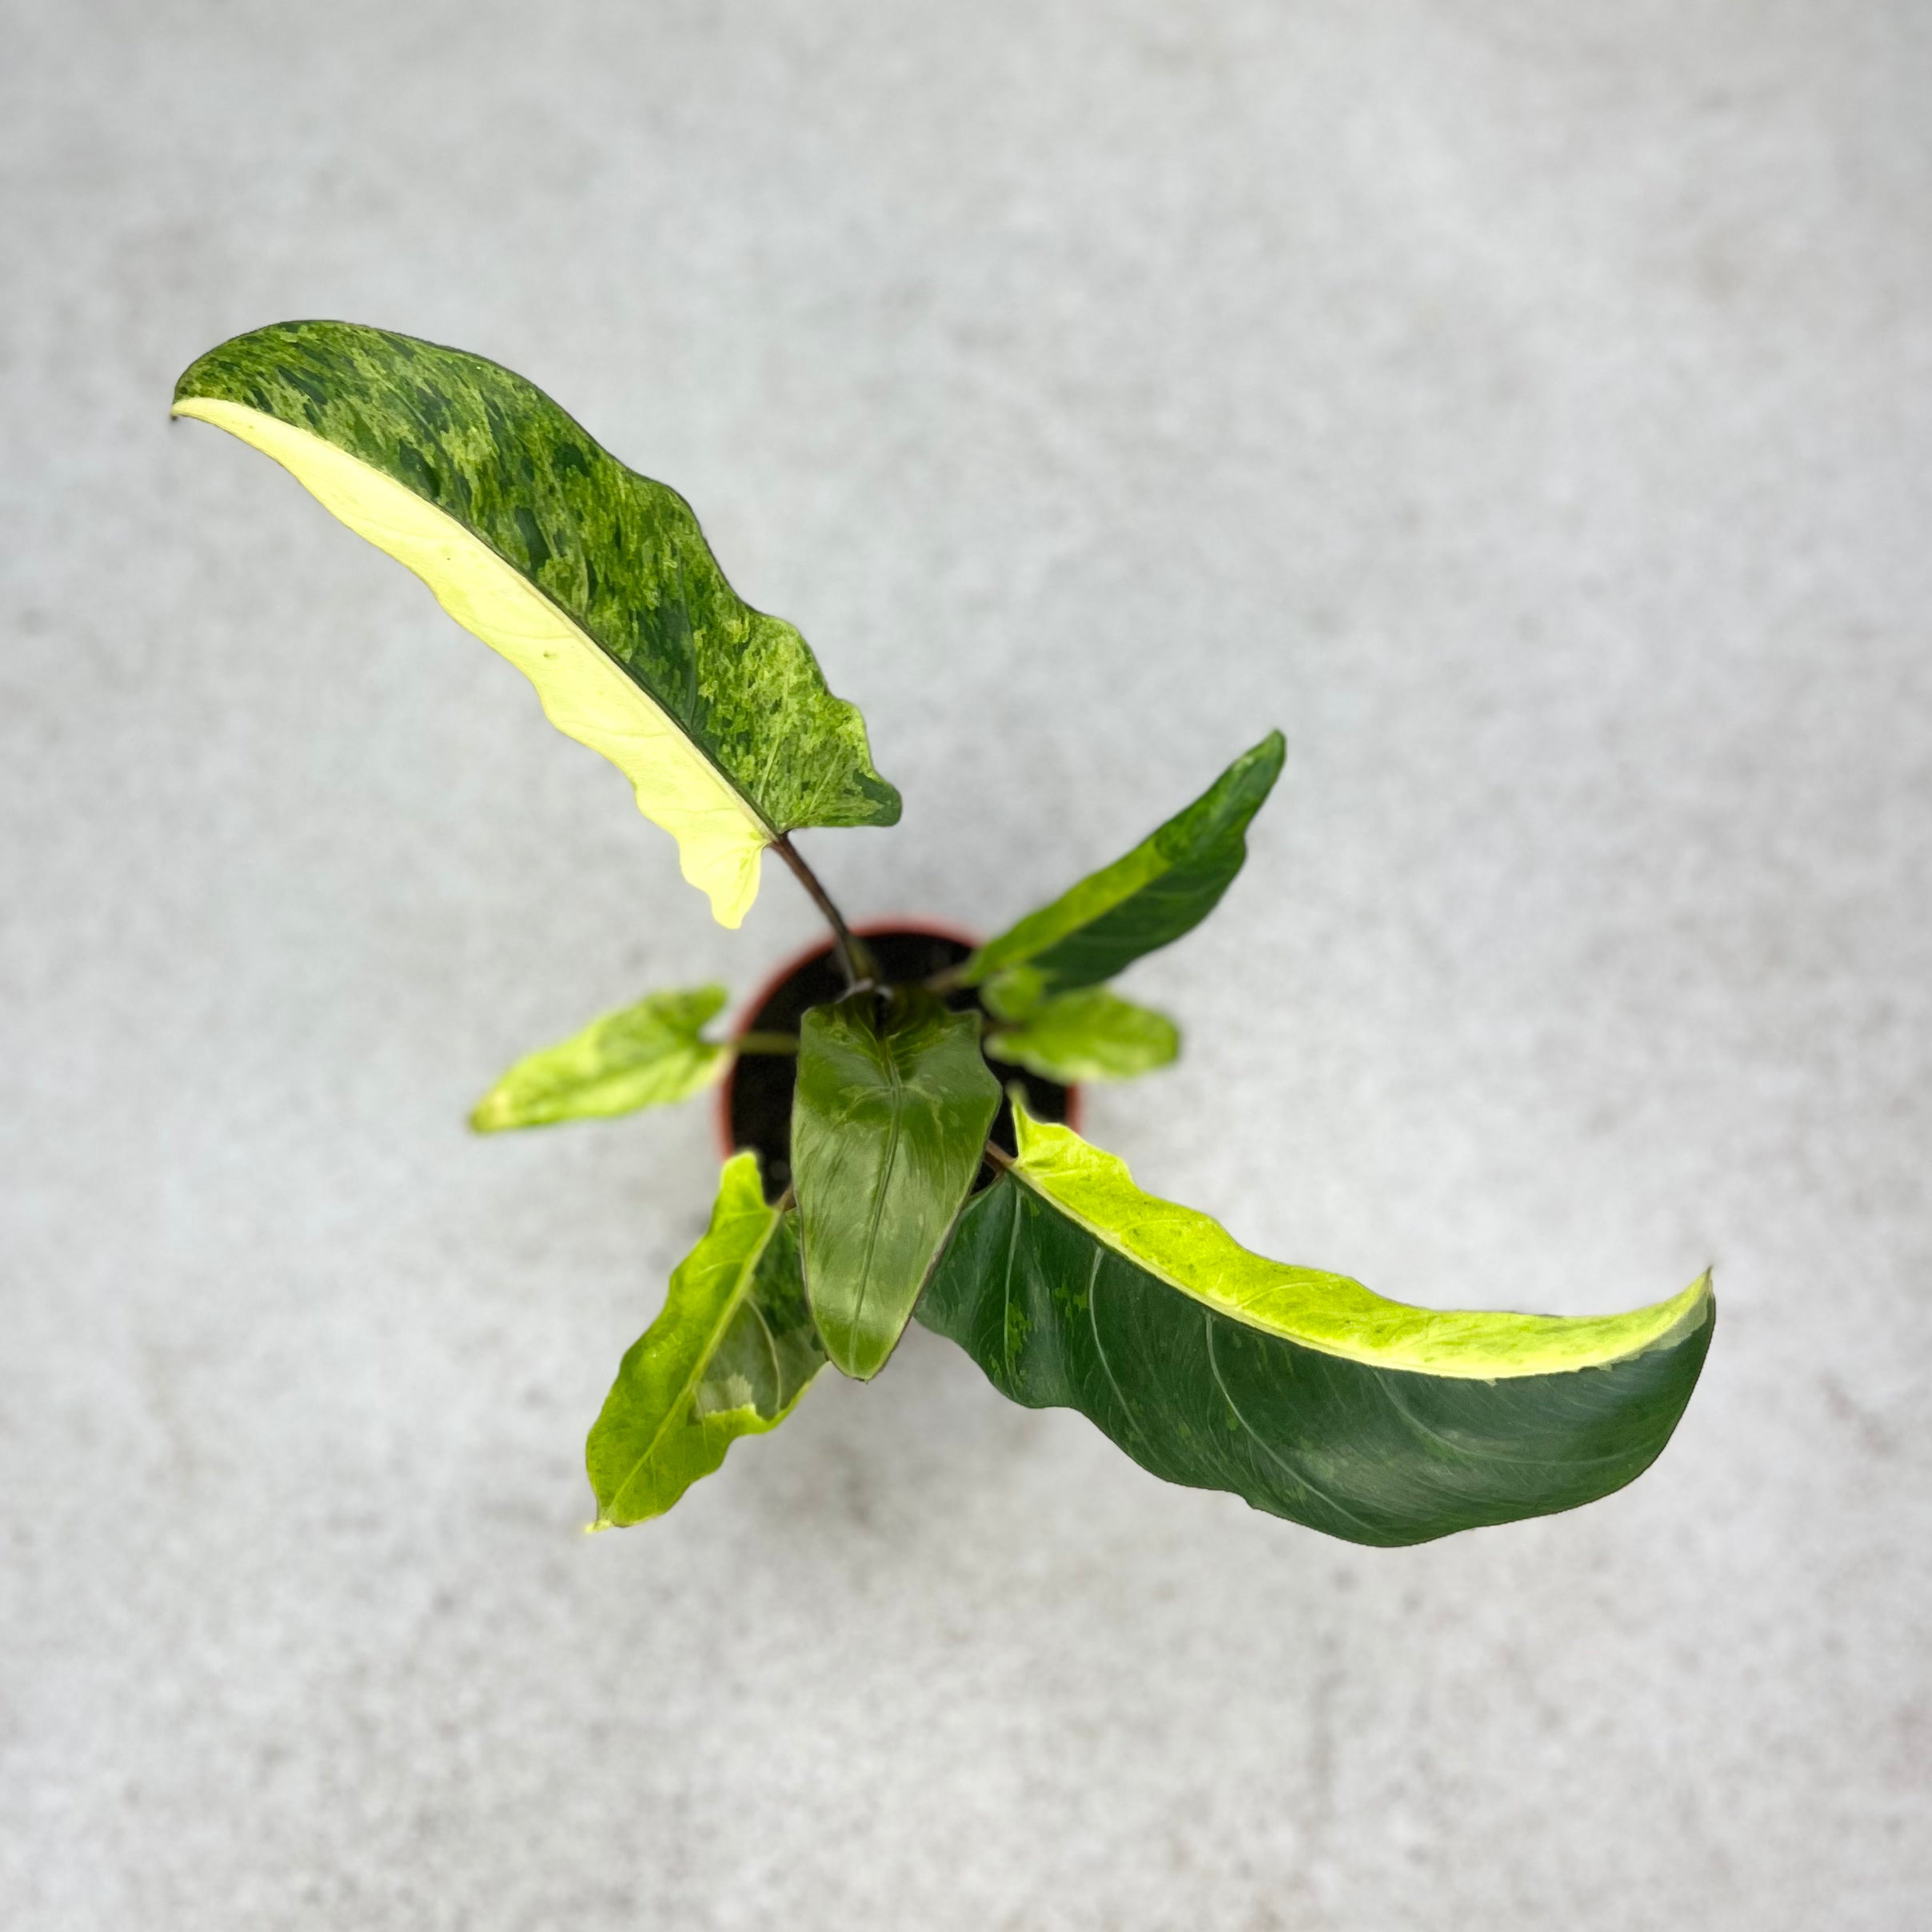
3,3,1927,1926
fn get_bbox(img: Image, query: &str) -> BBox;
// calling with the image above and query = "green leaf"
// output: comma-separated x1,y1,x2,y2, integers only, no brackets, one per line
977,964,1049,1020
173,321,900,928
985,987,1180,1084
920,1107,1714,1547
959,732,1285,993
470,985,730,1132
587,1153,824,1527
793,988,1001,1380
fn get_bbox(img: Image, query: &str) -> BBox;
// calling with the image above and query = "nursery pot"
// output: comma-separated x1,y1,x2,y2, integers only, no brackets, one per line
720,921,1080,1200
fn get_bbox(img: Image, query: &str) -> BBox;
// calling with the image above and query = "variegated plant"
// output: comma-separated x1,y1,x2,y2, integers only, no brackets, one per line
174,321,1714,1545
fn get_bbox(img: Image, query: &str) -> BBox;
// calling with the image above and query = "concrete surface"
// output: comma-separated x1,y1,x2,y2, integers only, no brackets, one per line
3,3,1928,1926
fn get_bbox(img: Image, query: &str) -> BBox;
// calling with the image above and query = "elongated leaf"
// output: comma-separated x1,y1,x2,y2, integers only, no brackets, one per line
985,987,1180,1084
173,321,900,927
470,985,729,1132
793,989,1000,1380
960,732,1285,994
587,1154,824,1527
920,1107,1714,1547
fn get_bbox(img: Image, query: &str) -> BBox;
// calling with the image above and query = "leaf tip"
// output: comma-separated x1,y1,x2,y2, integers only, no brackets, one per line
1672,1266,1717,1320
1247,728,1288,788
846,768,904,828
169,390,220,425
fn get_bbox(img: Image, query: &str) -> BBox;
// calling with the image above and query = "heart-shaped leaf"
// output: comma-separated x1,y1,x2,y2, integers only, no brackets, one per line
920,1106,1714,1546
173,321,900,926
587,1153,823,1527
792,989,1000,1379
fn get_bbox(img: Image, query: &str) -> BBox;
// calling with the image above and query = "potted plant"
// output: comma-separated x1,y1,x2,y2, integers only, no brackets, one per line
171,321,1714,1546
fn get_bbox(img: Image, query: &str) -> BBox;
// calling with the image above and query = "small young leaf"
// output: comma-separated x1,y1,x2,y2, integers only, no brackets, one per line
793,989,1000,1380
958,731,1285,994
979,965,1049,1021
173,321,900,927
587,1155,823,1527
985,987,1180,1084
470,986,731,1132
920,1105,1714,1547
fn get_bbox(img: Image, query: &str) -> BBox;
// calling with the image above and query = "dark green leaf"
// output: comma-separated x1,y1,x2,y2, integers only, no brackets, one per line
793,989,1001,1379
960,731,1285,993
920,1107,1714,1547
587,1154,823,1527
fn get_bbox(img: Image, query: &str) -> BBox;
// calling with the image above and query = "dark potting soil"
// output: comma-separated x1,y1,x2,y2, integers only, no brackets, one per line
724,927,1072,1201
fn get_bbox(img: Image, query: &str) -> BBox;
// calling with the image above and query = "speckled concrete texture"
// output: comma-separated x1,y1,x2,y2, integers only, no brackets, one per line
3,4,1927,1926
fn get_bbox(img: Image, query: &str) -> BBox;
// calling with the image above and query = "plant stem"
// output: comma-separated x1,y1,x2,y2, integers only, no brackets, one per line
770,833,875,990
734,1032,800,1056
982,1139,1015,1172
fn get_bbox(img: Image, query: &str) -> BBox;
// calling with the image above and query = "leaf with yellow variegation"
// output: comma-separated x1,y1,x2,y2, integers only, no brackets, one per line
470,986,732,1132
174,321,899,927
588,1154,824,1527
920,1105,1714,1547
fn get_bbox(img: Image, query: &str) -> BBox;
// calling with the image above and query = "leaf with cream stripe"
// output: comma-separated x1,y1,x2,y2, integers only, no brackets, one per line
919,1106,1714,1545
174,321,899,925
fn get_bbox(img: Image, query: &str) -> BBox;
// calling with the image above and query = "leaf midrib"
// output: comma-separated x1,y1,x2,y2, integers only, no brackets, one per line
605,1205,780,1518
848,1024,909,1358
